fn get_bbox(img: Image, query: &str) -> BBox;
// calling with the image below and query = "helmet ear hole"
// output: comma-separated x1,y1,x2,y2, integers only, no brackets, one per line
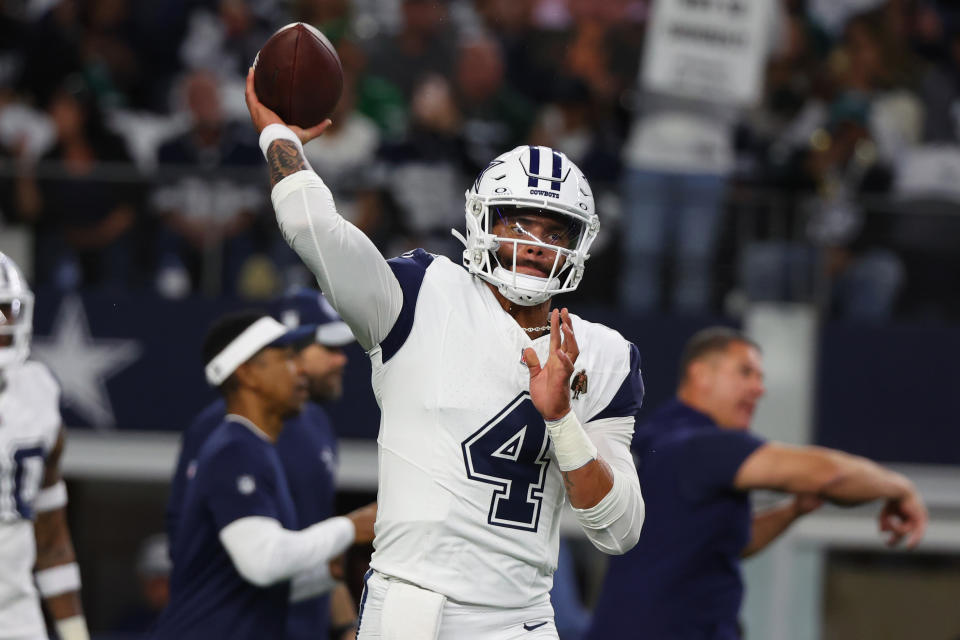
468,198,483,217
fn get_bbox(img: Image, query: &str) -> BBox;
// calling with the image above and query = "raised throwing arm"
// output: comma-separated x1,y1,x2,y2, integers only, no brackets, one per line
245,68,402,350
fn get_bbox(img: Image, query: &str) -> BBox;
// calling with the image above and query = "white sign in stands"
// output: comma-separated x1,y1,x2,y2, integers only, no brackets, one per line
642,0,774,106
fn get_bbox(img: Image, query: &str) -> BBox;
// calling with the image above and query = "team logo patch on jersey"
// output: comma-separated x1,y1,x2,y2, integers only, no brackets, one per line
320,447,337,474
237,475,256,495
571,370,588,399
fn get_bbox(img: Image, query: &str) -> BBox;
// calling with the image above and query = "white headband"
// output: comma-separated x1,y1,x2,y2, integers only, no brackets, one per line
205,317,289,386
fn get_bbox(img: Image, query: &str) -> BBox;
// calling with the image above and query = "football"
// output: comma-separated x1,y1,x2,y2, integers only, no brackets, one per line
253,22,343,128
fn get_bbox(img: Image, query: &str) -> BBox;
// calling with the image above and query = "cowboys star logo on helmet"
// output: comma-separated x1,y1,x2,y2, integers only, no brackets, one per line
0,252,34,369
453,145,600,306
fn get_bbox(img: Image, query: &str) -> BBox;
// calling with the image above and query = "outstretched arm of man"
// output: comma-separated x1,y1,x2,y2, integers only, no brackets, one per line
741,494,823,558
220,502,377,587
524,309,644,554
735,443,928,548
244,68,402,350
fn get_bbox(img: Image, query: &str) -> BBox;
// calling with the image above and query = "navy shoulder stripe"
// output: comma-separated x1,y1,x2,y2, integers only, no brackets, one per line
380,249,435,362
591,343,644,422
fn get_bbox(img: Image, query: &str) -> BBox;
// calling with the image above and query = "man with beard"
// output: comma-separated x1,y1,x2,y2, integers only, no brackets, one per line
167,291,368,640
245,67,645,638
157,309,374,639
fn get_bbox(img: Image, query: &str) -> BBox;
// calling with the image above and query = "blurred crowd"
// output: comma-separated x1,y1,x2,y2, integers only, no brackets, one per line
1,0,960,321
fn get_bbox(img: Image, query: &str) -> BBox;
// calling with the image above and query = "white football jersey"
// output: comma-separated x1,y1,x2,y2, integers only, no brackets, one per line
0,361,62,638
367,251,642,608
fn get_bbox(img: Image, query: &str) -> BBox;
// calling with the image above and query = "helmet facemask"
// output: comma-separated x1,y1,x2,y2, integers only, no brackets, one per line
488,205,591,305
454,146,599,306
0,291,33,369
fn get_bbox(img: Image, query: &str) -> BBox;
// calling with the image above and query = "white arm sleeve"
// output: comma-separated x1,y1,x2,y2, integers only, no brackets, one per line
219,515,355,587
289,564,338,603
572,417,645,555
271,170,402,350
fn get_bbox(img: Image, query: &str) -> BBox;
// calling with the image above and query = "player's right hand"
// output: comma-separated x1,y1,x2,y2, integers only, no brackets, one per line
244,67,332,145
346,502,377,544
879,486,928,549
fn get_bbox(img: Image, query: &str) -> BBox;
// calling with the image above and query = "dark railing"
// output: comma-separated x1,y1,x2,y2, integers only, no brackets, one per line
2,158,959,318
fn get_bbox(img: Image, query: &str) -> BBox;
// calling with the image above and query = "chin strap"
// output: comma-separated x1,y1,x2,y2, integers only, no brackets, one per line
491,267,557,306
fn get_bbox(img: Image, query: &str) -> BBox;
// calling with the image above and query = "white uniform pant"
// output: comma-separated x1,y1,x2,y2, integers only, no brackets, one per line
357,570,558,640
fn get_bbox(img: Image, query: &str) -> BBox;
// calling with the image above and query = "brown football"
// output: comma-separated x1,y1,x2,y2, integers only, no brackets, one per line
253,23,343,128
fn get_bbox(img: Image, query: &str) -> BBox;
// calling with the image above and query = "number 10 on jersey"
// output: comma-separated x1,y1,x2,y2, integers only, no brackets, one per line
461,393,551,532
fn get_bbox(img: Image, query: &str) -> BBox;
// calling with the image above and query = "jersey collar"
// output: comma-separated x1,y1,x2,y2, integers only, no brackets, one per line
225,414,272,442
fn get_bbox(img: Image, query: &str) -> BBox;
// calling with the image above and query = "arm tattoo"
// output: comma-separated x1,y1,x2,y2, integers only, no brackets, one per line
34,511,75,569
267,139,309,187
563,471,575,492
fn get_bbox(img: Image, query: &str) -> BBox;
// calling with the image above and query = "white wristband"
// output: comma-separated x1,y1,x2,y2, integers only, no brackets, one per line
545,411,598,472
290,564,337,603
36,563,82,597
55,615,90,640
34,480,68,513
259,123,304,160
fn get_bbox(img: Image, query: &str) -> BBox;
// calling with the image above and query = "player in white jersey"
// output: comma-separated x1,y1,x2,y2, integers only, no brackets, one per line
245,70,646,639
0,252,90,640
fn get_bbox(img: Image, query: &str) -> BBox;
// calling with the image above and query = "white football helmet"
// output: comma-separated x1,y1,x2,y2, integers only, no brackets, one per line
0,252,34,369
453,145,599,306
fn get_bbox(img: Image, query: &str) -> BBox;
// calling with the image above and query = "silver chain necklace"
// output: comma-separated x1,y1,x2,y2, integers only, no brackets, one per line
521,322,551,333
522,326,550,333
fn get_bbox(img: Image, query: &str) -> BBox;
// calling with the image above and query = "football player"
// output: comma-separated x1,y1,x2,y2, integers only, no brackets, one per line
0,252,90,640
246,70,646,639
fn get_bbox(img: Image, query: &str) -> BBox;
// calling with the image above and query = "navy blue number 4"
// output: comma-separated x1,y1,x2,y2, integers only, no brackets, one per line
461,393,551,531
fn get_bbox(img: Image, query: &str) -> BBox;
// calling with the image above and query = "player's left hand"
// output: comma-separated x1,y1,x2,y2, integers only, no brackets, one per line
244,67,332,144
523,308,579,421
